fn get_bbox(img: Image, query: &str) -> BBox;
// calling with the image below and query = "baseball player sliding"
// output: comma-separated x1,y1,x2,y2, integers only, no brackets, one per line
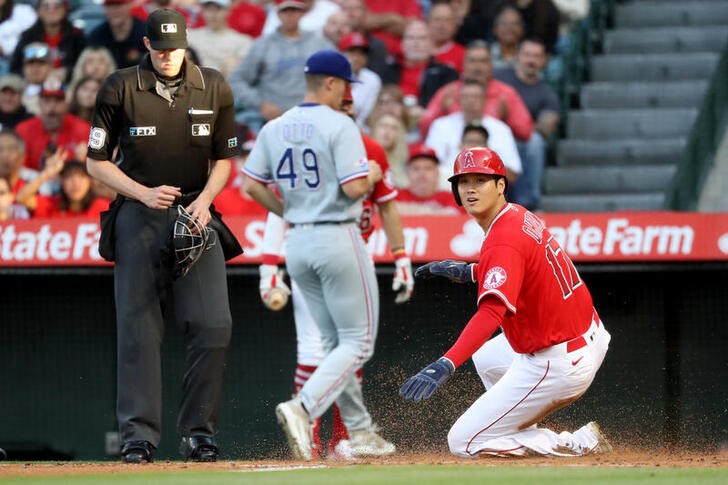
258,85,412,459
243,50,397,461
401,147,613,457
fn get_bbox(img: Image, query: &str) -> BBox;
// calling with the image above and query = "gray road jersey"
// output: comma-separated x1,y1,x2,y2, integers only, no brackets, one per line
244,104,368,224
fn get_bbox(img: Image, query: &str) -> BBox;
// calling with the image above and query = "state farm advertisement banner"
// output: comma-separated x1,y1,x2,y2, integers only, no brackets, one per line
1,212,728,267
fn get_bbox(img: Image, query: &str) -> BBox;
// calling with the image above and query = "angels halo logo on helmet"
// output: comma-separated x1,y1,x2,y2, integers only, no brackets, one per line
448,147,508,206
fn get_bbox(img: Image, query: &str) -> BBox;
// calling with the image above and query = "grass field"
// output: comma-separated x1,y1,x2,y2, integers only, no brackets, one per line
1,464,728,485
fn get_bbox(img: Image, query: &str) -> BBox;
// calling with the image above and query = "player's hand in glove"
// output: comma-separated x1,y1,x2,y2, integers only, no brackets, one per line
258,264,291,308
414,260,474,283
392,256,414,304
399,357,455,402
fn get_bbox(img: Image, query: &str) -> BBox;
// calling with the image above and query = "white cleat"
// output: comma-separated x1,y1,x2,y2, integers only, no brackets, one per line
348,429,396,457
275,397,312,461
326,439,355,461
586,421,614,454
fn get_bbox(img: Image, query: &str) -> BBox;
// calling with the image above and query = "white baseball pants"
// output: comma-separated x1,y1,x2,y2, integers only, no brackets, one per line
448,313,611,457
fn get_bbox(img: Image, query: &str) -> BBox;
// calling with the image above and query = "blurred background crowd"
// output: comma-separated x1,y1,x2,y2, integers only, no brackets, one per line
0,0,592,222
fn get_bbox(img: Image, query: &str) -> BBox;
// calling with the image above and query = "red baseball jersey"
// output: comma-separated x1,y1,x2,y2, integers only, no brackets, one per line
474,203,594,354
360,134,397,242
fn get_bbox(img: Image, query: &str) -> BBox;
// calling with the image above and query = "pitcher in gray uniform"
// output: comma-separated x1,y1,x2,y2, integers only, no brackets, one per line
243,49,394,460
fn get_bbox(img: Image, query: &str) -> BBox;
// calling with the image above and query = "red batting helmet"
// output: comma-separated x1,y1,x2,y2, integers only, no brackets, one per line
448,147,507,205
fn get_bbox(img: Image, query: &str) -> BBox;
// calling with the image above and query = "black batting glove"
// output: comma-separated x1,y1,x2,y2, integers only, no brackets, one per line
414,260,474,284
399,357,455,402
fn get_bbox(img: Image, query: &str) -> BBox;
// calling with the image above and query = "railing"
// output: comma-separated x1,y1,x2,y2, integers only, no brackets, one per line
546,0,615,159
666,39,728,210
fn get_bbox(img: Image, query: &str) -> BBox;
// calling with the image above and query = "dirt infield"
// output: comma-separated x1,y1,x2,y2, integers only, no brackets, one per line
0,449,726,478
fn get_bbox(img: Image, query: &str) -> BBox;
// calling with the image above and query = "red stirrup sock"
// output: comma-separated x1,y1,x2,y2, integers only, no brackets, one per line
295,364,322,458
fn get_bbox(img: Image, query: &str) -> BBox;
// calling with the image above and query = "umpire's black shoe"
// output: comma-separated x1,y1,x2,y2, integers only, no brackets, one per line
180,435,219,462
121,440,154,464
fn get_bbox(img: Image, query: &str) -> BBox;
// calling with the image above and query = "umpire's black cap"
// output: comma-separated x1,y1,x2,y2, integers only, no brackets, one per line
146,9,188,50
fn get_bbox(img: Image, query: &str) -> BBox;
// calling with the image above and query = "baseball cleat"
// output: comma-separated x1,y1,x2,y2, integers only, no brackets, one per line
586,421,613,454
326,439,355,461
347,429,396,457
275,397,313,461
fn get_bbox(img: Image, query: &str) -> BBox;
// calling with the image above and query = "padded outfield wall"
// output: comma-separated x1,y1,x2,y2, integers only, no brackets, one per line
0,264,726,460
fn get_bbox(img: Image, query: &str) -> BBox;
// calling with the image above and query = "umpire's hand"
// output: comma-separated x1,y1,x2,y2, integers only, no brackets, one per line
142,185,182,209
186,194,213,227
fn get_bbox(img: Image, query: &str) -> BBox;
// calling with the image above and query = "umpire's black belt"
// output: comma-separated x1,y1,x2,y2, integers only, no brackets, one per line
289,220,356,228
123,190,202,207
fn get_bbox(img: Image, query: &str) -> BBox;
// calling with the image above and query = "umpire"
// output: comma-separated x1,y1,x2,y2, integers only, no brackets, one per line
86,9,242,463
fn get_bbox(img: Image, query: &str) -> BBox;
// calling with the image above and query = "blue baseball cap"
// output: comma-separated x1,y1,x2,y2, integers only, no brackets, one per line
304,50,360,83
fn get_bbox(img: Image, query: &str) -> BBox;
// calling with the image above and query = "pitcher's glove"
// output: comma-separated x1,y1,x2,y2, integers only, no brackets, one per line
415,260,474,284
392,255,414,303
399,357,455,402
259,264,291,311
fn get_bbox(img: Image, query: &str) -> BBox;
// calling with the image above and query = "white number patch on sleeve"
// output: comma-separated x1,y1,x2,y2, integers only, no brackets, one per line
88,127,106,150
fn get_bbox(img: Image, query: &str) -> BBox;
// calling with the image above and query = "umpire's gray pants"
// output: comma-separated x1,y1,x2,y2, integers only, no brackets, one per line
285,223,378,432
114,202,232,446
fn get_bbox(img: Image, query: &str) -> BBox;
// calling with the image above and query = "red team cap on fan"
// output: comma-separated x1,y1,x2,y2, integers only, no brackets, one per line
39,77,66,98
338,32,369,52
408,144,439,164
449,147,507,181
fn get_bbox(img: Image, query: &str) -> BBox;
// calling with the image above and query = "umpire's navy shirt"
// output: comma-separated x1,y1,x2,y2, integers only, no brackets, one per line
87,54,239,193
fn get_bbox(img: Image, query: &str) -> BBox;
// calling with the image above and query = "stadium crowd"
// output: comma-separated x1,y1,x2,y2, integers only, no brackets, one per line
0,0,585,219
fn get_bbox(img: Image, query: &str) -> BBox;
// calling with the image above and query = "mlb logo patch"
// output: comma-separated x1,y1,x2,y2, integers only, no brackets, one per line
227,137,238,148
192,124,210,136
161,23,177,33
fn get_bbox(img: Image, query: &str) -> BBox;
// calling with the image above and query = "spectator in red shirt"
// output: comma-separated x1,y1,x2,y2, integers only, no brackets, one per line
364,0,422,59
382,20,459,111
214,138,268,218
419,40,533,142
396,144,464,215
15,78,91,171
17,158,110,218
428,0,465,73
